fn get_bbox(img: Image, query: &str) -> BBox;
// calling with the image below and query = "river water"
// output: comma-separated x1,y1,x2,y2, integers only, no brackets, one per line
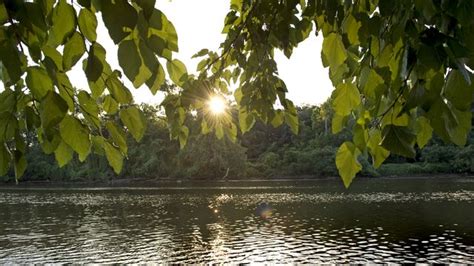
0,178,473,263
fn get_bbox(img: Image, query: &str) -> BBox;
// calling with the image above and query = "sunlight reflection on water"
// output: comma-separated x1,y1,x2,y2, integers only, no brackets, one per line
0,179,474,263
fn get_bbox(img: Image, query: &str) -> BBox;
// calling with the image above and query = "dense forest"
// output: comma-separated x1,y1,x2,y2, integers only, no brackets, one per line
2,99,473,183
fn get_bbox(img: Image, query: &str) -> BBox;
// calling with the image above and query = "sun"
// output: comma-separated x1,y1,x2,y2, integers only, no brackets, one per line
208,96,226,115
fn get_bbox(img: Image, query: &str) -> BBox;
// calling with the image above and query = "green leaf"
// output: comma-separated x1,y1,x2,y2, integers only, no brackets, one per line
148,9,178,52
42,45,63,71
428,98,472,147
239,109,256,133
332,82,360,116
77,91,100,128
118,40,151,88
106,122,128,154
120,106,147,141
78,8,97,42
445,69,474,111
0,4,7,24
331,113,346,134
84,44,104,82
102,0,138,44
54,140,73,167
0,89,15,113
360,68,384,100
59,115,91,162
146,62,165,94
0,39,23,83
103,140,124,174
322,33,347,68
103,95,119,115
343,14,361,46
270,110,284,128
0,143,10,176
415,116,433,148
26,67,53,99
40,91,68,131
63,32,86,70
49,0,76,47
230,0,242,11
367,129,390,168
166,59,188,86
381,125,416,158
106,74,133,104
336,141,362,188
0,113,17,142
285,111,299,134
353,124,368,151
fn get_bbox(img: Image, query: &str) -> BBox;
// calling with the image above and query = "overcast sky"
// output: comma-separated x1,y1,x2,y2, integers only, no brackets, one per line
76,0,334,106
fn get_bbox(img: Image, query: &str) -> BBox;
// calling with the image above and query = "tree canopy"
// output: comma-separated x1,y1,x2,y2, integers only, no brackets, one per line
1,0,473,187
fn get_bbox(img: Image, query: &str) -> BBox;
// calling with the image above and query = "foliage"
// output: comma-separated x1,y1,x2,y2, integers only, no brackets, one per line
0,0,178,181
190,0,474,186
1,0,474,187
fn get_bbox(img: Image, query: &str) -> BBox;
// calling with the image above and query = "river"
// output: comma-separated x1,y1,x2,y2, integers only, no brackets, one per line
0,178,473,263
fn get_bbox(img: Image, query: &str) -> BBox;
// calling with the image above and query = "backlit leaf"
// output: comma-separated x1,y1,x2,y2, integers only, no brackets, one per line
78,8,97,42
332,82,360,116
63,32,86,70
59,115,91,162
336,142,362,188
120,106,147,141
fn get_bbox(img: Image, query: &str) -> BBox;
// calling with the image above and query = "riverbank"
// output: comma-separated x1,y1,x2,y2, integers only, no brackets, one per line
1,174,472,189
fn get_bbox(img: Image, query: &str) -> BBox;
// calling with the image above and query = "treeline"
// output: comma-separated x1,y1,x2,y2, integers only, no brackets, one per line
2,102,474,183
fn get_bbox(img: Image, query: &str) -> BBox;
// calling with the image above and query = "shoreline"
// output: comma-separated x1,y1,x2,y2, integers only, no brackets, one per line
1,174,472,189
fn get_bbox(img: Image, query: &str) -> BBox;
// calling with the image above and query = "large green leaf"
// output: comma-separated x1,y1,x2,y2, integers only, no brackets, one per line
77,91,100,128
54,140,73,167
0,39,23,83
148,9,178,53
49,0,76,47
26,67,53,99
381,125,416,158
103,95,119,115
415,116,433,148
40,91,68,131
84,44,104,82
120,106,147,142
146,62,165,94
0,113,17,142
78,8,97,42
103,140,124,174
238,109,256,134
166,59,188,86
59,115,91,162
367,129,390,168
63,32,86,70
336,141,362,188
445,69,474,111
332,82,360,116
428,98,471,147
102,0,138,44
118,40,151,88
106,122,128,154
106,74,133,104
322,33,347,68
343,14,361,46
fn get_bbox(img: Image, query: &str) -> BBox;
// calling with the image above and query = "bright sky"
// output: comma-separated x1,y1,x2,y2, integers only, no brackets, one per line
77,0,334,106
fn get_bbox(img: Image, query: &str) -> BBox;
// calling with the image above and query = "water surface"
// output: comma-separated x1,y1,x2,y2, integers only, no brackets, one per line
1,178,473,263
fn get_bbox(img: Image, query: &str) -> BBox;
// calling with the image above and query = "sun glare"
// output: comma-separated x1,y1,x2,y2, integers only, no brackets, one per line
208,96,226,115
